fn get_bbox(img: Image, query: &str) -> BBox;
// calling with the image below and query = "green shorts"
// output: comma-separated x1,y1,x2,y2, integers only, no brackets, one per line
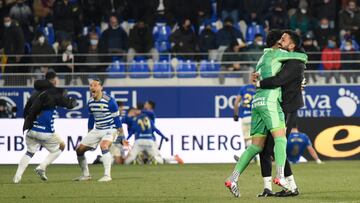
250,100,285,137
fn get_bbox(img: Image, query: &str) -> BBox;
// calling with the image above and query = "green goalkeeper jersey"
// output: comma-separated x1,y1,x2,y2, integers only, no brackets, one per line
253,48,308,104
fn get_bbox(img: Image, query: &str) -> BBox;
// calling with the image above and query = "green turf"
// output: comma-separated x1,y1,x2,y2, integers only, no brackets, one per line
0,161,359,203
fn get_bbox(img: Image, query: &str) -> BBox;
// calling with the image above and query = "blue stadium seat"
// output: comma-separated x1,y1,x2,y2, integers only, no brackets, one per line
153,23,172,42
40,25,55,45
176,60,197,78
107,60,126,78
245,23,266,43
24,43,31,54
129,59,151,78
200,60,220,78
153,60,173,78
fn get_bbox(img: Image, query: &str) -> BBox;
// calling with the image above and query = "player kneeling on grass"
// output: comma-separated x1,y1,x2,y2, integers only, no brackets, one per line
124,108,183,165
74,79,127,182
13,84,77,183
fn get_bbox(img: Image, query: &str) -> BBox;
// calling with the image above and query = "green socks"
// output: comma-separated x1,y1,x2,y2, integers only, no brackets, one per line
274,136,287,177
231,144,262,182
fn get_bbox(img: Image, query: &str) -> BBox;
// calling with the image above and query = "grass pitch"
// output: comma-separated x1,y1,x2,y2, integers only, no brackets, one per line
0,161,359,203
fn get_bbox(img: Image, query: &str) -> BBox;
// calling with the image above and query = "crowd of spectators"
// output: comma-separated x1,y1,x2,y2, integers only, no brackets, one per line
0,0,359,85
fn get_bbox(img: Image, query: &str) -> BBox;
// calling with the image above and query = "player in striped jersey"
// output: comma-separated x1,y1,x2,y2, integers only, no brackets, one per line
74,79,125,182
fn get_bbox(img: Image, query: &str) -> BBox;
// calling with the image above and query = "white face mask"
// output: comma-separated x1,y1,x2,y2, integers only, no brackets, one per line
344,45,352,51
300,9,307,14
38,36,45,44
256,41,263,46
66,45,73,52
320,24,329,29
90,39,98,46
4,22,11,27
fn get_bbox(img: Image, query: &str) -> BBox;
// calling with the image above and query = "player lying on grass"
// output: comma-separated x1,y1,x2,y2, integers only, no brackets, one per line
225,29,308,197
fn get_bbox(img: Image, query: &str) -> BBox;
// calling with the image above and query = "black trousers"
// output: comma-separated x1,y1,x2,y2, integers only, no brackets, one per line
259,111,298,177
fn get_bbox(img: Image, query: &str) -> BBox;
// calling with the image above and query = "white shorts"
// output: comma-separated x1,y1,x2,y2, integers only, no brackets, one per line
110,143,126,158
80,128,117,149
26,130,64,153
130,139,160,158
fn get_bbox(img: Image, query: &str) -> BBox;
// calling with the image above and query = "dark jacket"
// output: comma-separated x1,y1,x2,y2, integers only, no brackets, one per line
2,23,25,55
199,28,217,52
339,8,360,31
129,25,153,53
260,59,306,113
23,83,77,132
216,25,244,47
170,26,197,54
31,42,56,65
53,0,80,33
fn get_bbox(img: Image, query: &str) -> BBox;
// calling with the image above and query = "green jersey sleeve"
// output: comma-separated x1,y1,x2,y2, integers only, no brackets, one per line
273,49,308,63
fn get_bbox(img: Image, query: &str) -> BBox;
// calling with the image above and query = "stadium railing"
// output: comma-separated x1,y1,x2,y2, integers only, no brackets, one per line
0,52,359,87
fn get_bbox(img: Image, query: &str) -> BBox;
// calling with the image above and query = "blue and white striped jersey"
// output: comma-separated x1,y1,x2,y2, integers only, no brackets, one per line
31,109,56,133
88,93,122,130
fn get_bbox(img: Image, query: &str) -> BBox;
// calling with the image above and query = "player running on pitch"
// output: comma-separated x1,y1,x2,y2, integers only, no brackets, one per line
225,30,308,197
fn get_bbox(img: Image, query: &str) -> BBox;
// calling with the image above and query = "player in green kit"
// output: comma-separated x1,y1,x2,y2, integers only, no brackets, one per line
225,30,308,197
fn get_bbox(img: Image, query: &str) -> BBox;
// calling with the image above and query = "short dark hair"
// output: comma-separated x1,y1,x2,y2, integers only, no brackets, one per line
116,101,123,107
224,17,233,24
91,78,102,85
137,102,144,109
266,29,282,48
45,71,57,80
146,100,156,109
282,30,302,49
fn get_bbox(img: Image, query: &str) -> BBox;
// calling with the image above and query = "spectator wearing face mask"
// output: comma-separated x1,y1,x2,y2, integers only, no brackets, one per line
169,18,197,59
314,17,336,50
1,15,26,86
31,32,56,79
321,35,341,83
98,15,128,63
290,0,315,35
9,0,34,43
76,31,106,85
242,34,265,71
198,21,217,60
216,17,245,61
55,40,74,85
339,0,360,42
302,32,320,83
127,19,158,63
340,39,359,83
266,1,289,30
312,0,337,27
